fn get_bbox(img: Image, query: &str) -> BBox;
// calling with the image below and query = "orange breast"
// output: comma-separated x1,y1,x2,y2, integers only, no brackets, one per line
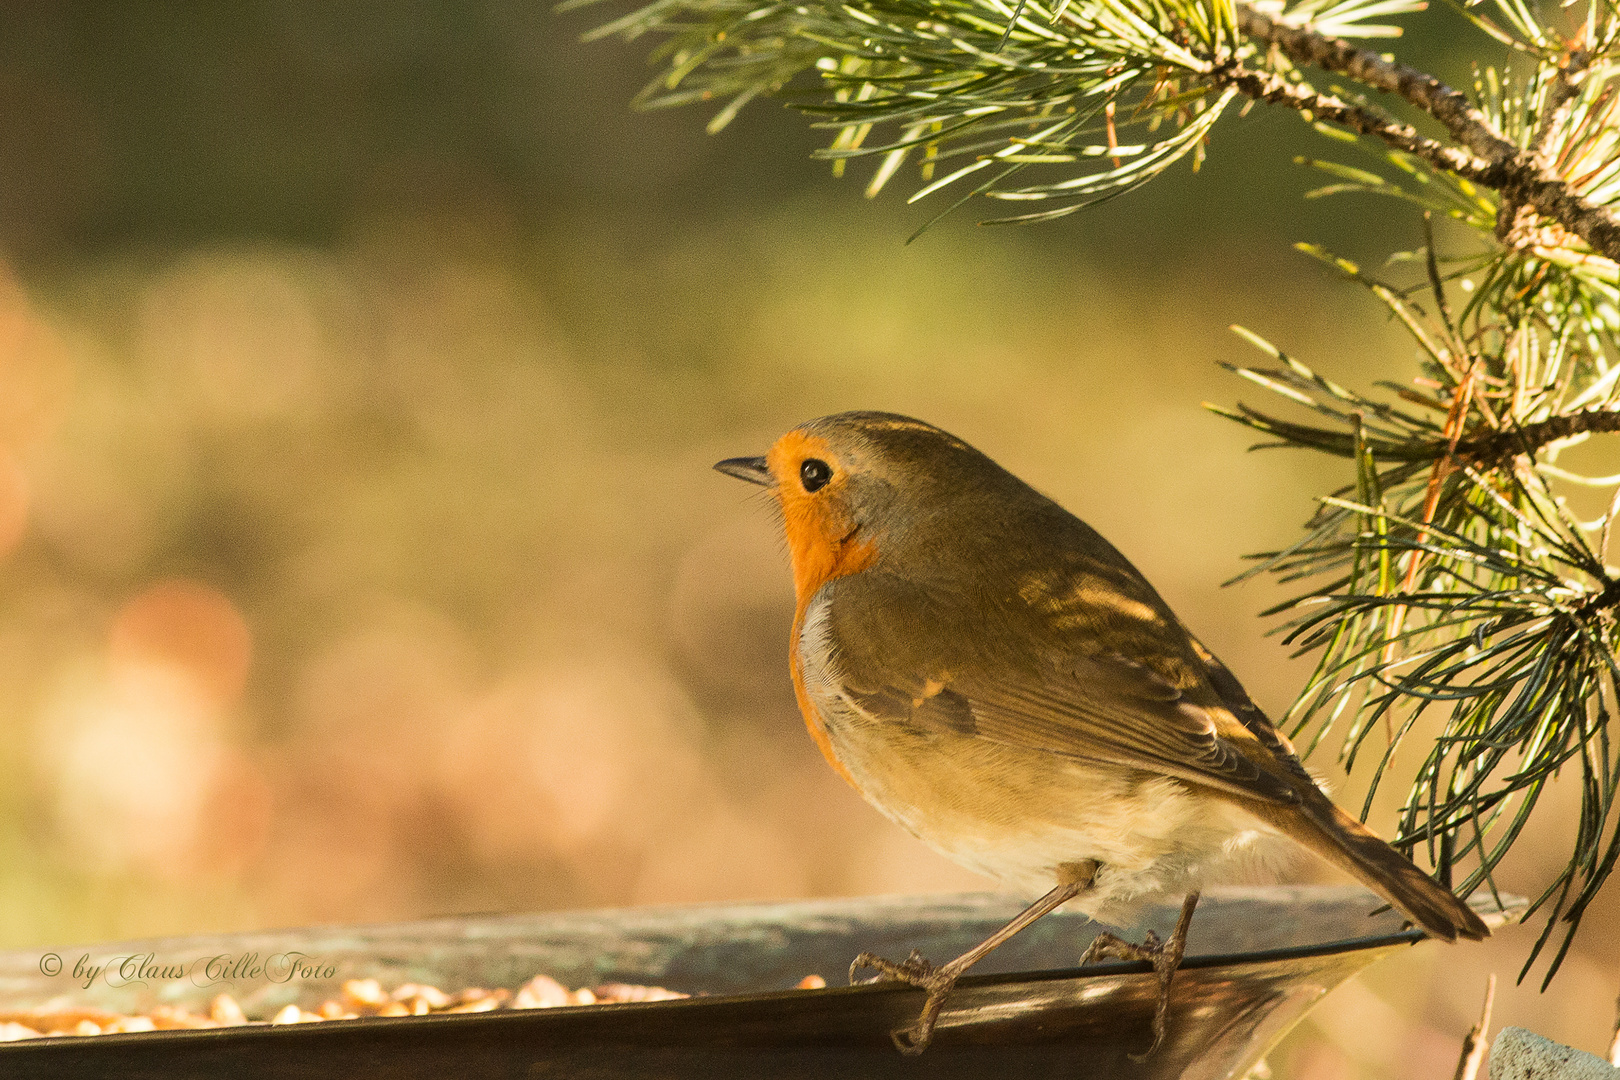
789,638,855,787
770,431,876,789
786,537,875,789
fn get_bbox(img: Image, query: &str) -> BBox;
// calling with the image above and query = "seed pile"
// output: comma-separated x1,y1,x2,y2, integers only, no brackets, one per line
0,973,729,1040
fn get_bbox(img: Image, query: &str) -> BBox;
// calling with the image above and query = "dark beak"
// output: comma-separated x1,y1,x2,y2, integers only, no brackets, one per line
714,456,772,486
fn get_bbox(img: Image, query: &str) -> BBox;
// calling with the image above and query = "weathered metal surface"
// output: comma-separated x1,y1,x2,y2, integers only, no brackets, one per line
0,885,1519,1079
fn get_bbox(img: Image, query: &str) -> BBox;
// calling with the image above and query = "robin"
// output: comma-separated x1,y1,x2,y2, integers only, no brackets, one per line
716,411,1488,1057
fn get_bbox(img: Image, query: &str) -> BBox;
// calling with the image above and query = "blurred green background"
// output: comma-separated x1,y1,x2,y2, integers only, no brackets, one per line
0,3,1614,1076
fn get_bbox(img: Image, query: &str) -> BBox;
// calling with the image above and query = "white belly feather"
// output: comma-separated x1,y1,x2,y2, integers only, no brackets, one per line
796,591,1298,923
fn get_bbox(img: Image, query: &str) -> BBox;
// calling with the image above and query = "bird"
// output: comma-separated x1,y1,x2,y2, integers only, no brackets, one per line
714,410,1488,1057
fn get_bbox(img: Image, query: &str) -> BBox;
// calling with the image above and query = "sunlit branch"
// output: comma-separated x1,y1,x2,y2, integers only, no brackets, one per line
1234,3,1620,262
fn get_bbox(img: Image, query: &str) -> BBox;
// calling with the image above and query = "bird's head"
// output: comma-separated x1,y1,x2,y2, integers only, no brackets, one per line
715,412,1009,606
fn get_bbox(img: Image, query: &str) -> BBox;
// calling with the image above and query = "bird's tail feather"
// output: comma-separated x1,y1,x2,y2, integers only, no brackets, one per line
1261,792,1489,942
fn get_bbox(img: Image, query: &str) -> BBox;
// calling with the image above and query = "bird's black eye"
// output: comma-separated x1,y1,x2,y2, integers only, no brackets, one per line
800,458,832,493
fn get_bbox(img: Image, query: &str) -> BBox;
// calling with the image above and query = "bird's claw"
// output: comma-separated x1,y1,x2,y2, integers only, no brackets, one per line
1078,914,1195,1062
889,1015,935,1056
849,949,957,1055
1079,929,1176,1059
849,948,934,986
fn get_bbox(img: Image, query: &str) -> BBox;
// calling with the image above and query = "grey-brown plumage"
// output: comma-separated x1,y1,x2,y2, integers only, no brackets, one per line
720,410,1486,1055
796,411,1485,942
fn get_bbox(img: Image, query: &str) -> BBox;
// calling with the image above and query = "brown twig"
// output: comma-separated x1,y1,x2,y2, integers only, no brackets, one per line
1381,359,1481,728
1104,100,1122,169
1455,406,1620,463
1609,986,1620,1066
1232,4,1620,262
1452,974,1496,1080
1216,60,1495,181
1235,3,1512,160
1232,405,1620,462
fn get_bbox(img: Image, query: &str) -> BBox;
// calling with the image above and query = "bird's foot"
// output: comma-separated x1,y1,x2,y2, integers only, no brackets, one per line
1078,892,1200,1062
849,948,933,986
849,949,959,1055
846,880,1091,1056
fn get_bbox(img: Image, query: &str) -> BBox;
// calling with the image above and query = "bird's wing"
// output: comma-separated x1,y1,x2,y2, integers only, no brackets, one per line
843,653,1301,805
1182,633,1314,776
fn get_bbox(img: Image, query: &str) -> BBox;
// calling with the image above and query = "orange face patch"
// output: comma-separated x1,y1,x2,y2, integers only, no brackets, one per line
767,429,876,789
766,430,877,610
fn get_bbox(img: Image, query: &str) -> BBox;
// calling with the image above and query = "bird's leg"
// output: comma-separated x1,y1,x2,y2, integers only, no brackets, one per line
1077,890,1200,1061
850,875,1087,1055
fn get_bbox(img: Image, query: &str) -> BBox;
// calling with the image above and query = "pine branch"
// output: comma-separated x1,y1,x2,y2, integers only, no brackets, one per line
1221,403,1620,462
1235,2,1514,162
1218,292,1620,982
1215,59,1495,181
1233,3,1620,262
1463,408,1620,464
577,0,1620,257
